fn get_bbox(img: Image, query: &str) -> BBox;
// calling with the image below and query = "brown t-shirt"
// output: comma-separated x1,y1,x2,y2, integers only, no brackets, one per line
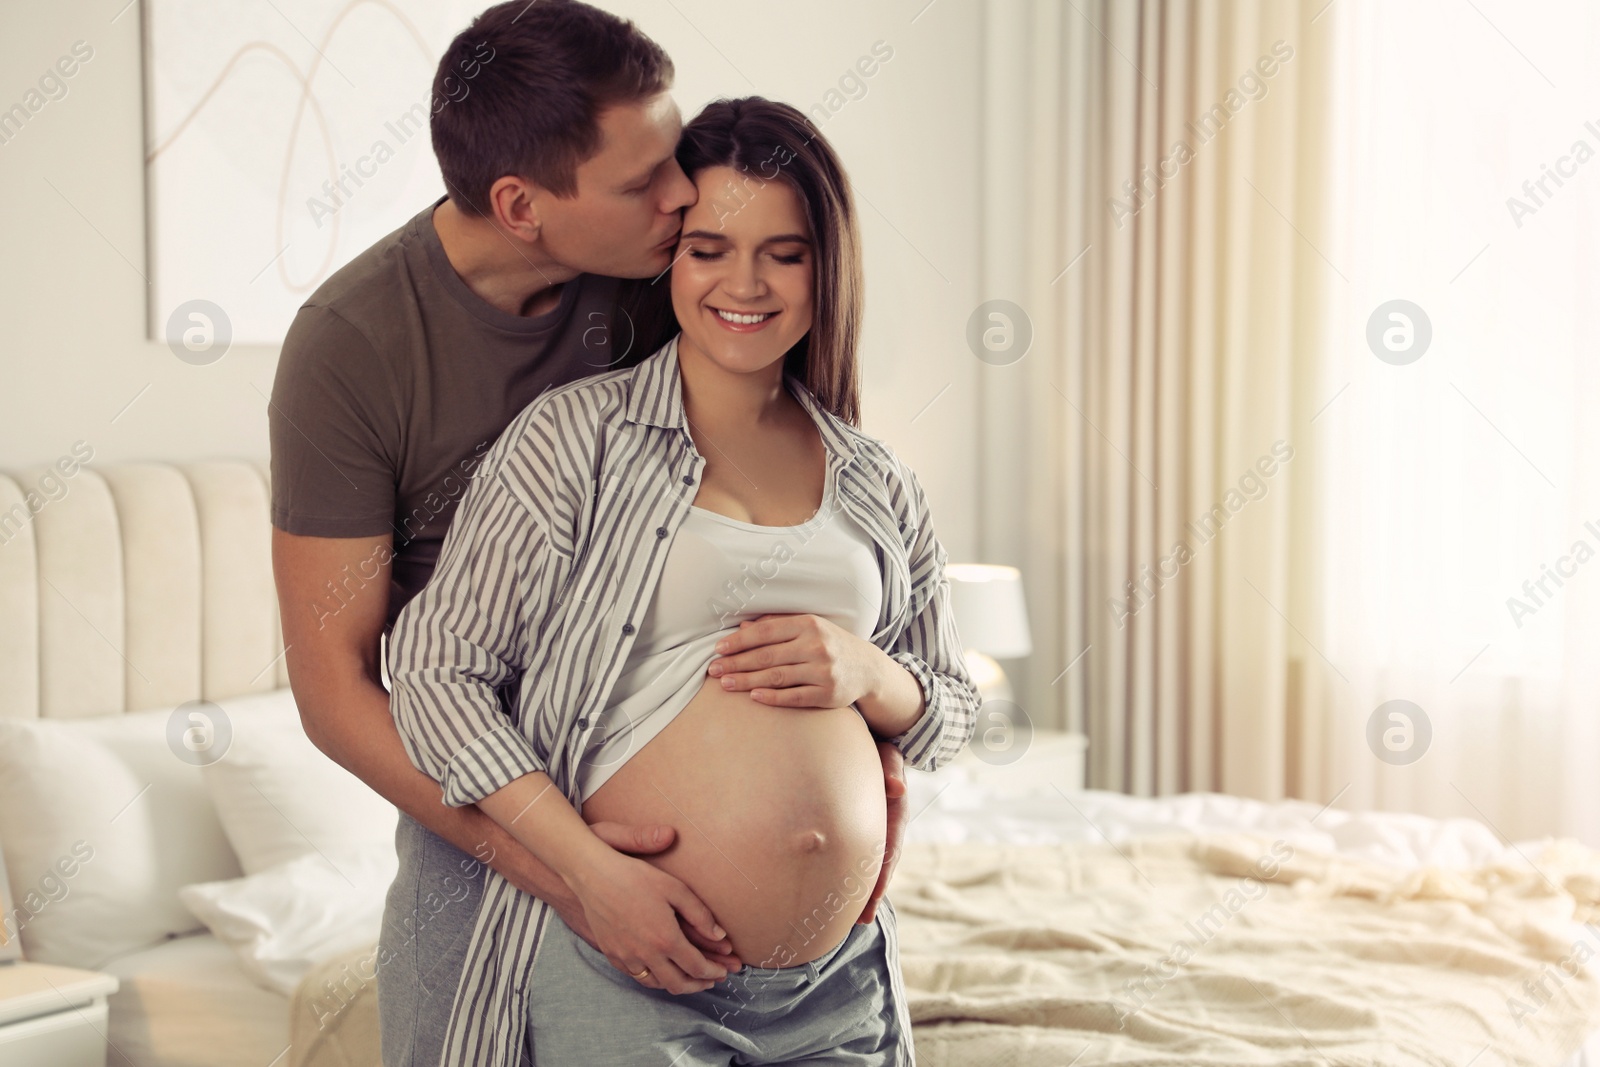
268,197,624,634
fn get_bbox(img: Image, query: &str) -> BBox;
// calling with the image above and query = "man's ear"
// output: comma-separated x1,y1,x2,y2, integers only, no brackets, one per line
487,175,543,243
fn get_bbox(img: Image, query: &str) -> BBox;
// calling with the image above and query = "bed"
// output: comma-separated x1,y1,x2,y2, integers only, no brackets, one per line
3,460,1599,1067
101,934,291,1067
288,781,1600,1067
897,783,1600,1065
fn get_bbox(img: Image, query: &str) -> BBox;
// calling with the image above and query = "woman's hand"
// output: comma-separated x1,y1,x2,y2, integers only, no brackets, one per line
567,848,733,995
707,614,888,709
709,614,928,738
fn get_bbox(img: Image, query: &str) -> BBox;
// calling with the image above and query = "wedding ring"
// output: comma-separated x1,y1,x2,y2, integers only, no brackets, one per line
630,966,651,980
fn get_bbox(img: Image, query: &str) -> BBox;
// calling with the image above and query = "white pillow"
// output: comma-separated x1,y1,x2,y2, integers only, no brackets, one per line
0,708,245,968
179,845,397,994
199,689,398,875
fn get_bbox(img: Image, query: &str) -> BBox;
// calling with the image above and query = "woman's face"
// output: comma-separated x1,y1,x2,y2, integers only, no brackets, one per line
670,165,814,377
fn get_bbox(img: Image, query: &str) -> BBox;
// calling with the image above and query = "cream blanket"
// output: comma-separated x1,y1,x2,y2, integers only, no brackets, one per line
289,836,1600,1066
896,834,1600,1066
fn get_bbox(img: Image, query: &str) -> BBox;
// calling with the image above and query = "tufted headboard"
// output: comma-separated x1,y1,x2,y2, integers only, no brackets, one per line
0,461,292,720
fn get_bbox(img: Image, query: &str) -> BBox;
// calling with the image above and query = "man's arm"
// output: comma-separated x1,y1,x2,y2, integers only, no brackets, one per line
271,528,734,964
858,740,906,925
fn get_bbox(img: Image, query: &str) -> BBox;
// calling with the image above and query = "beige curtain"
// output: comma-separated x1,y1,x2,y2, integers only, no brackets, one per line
979,0,1340,799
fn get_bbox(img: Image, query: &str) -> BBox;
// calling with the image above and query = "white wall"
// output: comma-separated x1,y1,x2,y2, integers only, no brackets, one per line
0,0,984,561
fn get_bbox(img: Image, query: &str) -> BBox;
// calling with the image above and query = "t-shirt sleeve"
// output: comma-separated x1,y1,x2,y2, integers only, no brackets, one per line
268,304,401,538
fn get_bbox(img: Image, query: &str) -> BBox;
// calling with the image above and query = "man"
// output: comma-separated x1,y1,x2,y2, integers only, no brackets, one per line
267,3,909,1065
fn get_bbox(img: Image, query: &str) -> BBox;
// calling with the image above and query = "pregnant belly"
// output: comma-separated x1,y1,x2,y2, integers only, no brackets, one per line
581,675,887,969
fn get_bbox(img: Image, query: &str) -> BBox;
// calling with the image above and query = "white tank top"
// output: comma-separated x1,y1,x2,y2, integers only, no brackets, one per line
576,461,883,800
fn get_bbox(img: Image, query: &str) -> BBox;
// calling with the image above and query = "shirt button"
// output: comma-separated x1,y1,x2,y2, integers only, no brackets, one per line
656,526,668,538
682,474,694,485
621,623,635,635
576,717,590,729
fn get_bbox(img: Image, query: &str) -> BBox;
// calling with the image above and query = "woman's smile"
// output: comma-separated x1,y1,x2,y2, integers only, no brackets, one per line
708,306,779,332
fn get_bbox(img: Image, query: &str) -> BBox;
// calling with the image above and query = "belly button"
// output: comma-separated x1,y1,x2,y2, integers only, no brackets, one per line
794,830,828,853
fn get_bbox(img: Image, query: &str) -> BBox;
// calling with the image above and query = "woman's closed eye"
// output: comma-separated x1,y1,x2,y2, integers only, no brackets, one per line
686,248,807,264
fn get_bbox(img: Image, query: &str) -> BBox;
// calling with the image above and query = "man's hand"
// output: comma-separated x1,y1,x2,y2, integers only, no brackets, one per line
859,740,907,925
529,821,741,972
572,850,732,994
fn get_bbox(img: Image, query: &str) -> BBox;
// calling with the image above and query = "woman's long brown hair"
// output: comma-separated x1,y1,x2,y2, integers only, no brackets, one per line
616,97,863,426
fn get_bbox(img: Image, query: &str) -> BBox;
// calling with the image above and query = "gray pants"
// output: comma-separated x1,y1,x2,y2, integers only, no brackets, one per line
377,813,530,1066
377,812,910,1066
526,904,912,1066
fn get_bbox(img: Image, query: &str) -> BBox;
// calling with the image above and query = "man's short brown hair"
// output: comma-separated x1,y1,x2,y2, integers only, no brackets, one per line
430,0,673,213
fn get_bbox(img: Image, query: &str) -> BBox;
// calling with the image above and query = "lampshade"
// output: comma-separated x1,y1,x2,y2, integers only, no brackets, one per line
945,563,1032,658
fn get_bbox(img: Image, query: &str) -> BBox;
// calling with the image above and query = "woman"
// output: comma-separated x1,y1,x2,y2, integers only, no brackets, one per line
389,97,978,1067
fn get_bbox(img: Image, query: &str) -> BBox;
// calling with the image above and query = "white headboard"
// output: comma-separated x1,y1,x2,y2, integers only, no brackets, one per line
0,461,291,720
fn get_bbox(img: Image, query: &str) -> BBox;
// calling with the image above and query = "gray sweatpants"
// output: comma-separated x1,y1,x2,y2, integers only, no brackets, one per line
377,812,528,1066
526,904,912,1065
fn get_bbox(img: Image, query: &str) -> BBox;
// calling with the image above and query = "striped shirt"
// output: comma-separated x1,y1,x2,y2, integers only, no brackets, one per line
388,333,979,1067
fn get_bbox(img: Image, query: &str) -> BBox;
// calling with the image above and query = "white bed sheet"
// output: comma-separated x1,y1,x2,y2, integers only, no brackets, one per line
906,768,1600,1066
102,931,290,1067
905,773,1508,864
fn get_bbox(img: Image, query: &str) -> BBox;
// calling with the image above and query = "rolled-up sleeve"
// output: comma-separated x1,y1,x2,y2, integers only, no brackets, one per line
388,466,556,807
884,463,980,771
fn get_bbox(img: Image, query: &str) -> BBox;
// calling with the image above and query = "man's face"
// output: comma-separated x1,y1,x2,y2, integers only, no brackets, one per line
530,92,697,278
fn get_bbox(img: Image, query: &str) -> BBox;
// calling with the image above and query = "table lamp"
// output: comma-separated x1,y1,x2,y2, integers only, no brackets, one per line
945,563,1032,701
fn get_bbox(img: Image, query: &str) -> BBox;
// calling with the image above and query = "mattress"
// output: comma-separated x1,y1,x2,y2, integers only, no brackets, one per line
101,931,291,1067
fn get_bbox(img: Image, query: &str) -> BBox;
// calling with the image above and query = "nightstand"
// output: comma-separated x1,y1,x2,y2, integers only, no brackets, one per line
953,726,1089,793
0,962,120,1067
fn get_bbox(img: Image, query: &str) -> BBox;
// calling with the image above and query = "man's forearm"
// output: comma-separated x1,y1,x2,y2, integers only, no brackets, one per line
299,675,580,912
